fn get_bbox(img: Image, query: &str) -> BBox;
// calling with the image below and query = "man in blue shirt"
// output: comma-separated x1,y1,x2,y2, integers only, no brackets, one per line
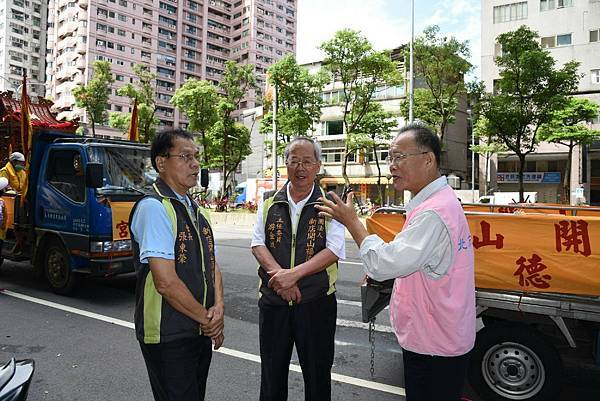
130,129,224,401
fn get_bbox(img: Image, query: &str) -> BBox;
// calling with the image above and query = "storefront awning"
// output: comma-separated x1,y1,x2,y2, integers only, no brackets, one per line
319,176,392,185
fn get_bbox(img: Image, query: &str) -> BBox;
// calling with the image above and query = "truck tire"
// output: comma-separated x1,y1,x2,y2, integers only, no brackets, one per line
468,325,563,401
43,238,78,295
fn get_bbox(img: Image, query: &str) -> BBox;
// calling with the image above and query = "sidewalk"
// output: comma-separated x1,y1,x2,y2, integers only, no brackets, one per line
208,210,366,239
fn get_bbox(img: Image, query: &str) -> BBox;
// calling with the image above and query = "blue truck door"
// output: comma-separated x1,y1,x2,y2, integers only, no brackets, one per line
36,146,90,252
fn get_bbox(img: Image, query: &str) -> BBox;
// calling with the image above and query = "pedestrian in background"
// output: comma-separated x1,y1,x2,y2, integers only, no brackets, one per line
317,122,476,401
130,129,224,401
251,137,346,401
0,152,27,196
0,177,8,253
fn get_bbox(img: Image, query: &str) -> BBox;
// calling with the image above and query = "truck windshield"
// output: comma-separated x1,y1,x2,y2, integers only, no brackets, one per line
87,146,155,194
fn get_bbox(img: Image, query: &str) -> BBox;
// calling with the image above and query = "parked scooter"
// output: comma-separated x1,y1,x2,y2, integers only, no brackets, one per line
0,358,34,401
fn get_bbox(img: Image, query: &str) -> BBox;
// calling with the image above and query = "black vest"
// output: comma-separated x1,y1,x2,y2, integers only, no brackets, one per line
259,182,337,305
130,178,216,344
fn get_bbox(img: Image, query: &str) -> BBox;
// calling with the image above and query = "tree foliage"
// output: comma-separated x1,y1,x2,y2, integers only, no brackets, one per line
538,98,600,201
110,64,159,143
353,103,397,203
171,79,220,164
479,25,580,202
259,54,329,153
212,61,256,202
73,61,114,137
319,29,401,186
402,25,472,142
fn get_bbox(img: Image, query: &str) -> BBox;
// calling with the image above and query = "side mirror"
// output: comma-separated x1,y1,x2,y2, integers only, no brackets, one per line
86,162,104,188
200,168,209,189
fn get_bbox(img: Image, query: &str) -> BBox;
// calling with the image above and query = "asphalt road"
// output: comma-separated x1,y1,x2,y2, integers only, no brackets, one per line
1,224,598,401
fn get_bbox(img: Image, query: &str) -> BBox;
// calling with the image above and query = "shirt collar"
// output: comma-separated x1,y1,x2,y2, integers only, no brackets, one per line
286,184,314,208
405,176,448,214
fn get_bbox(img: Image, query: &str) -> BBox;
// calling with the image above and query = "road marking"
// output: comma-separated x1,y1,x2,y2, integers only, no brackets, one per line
1,289,405,396
337,318,394,333
337,299,362,307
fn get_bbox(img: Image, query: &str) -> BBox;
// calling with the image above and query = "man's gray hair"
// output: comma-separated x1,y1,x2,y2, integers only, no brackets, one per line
284,137,322,161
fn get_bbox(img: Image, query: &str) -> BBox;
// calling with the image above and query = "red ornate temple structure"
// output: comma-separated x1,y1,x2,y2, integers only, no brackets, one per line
0,91,78,164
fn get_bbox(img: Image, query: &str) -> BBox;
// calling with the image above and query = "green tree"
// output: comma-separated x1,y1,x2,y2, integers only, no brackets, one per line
402,25,472,142
259,54,329,154
479,26,580,202
538,98,600,202
319,29,401,187
353,103,397,203
471,116,507,196
171,79,220,164
73,61,114,137
399,88,442,131
107,112,131,134
110,64,158,143
211,61,256,203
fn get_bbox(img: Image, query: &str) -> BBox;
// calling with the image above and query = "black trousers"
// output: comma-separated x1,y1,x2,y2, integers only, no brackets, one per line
402,348,470,401
259,293,337,401
139,336,212,401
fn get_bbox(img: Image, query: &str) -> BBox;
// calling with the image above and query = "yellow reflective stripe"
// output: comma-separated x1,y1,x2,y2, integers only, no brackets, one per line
143,272,162,344
326,263,338,295
262,197,274,225
161,198,177,237
198,207,211,225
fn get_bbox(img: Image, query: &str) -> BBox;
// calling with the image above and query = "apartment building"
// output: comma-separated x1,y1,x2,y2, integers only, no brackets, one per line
45,0,296,136
481,0,600,204
0,0,47,98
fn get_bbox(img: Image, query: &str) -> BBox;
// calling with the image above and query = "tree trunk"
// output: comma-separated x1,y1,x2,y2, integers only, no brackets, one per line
373,146,383,205
564,141,574,204
518,154,526,203
342,144,350,189
484,152,490,196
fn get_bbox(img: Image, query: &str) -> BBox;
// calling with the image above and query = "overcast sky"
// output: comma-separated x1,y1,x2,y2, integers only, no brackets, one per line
296,0,481,78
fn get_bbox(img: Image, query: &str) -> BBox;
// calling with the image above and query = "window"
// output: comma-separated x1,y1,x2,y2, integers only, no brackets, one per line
116,74,124,81
493,2,527,23
541,36,556,48
540,0,573,11
46,150,86,203
325,120,343,136
592,69,600,85
590,29,600,43
541,34,572,48
556,33,572,46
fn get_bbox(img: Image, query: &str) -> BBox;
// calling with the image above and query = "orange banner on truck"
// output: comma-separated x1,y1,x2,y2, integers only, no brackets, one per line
366,211,600,297
110,201,135,241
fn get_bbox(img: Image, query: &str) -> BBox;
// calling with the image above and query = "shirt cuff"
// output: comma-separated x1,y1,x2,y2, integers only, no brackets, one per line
140,250,175,264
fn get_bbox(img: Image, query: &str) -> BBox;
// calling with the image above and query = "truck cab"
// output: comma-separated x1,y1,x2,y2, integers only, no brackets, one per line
1,132,152,294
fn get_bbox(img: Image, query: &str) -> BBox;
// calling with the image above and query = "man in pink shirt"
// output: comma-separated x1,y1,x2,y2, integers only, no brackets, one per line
317,123,476,401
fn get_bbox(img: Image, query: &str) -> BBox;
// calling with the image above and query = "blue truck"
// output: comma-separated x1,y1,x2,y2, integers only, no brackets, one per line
1,130,153,294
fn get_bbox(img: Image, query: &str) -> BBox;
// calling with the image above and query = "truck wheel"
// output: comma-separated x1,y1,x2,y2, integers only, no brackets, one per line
468,325,563,401
44,239,78,295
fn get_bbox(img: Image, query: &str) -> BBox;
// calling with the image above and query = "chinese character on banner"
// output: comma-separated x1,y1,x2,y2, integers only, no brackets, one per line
555,220,591,257
473,221,504,249
116,220,129,238
514,254,552,289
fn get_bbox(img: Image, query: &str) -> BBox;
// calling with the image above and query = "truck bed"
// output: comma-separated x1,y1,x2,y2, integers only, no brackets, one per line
477,288,600,323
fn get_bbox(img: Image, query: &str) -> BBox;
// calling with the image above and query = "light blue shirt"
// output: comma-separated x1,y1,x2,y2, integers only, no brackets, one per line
131,190,197,264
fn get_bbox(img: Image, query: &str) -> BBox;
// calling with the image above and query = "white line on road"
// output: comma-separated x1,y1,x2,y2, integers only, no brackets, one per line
337,299,362,307
337,318,394,333
1,289,405,396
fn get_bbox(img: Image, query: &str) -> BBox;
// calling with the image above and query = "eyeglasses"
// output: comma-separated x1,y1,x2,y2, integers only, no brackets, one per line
385,151,429,166
164,153,201,164
286,159,320,169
